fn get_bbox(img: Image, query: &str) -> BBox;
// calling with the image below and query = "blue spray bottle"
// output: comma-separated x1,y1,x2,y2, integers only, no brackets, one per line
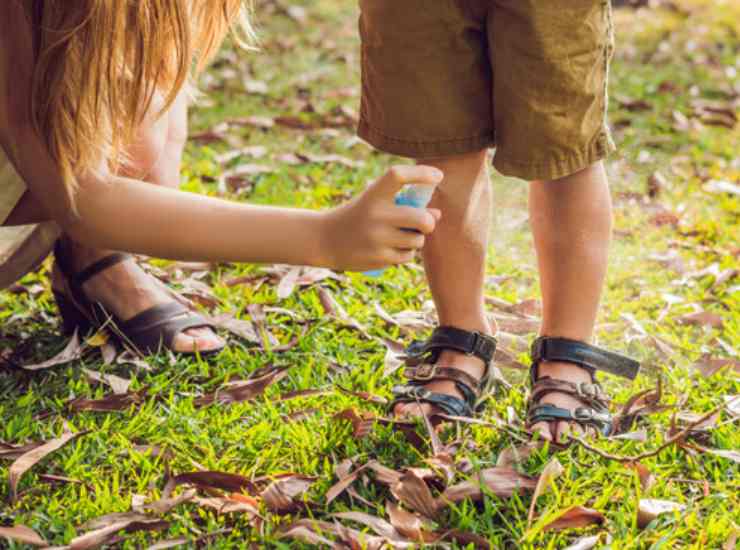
365,183,437,277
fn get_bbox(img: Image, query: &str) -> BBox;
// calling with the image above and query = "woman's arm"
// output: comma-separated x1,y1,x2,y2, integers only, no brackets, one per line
6,123,441,270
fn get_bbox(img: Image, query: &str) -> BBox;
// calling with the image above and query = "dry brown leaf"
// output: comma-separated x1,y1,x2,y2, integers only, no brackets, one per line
261,475,315,513
440,467,537,505
276,266,301,299
170,471,259,494
22,330,84,371
610,429,649,442
336,385,388,405
678,311,724,329
542,506,605,531
333,408,377,439
627,462,655,491
692,357,740,378
0,525,47,547
71,515,168,550
205,313,261,344
194,365,289,406
68,390,146,412
489,313,541,335
725,395,740,417
496,443,541,468
692,445,740,464
82,368,132,395
528,458,564,525
366,460,403,486
9,430,88,502
0,441,44,460
39,473,83,486
387,501,426,542
332,510,401,540
326,461,368,505
637,498,684,529
391,470,440,519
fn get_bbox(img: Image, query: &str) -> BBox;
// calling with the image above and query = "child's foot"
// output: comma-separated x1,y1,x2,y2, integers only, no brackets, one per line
391,327,497,421
529,361,597,443
392,350,486,419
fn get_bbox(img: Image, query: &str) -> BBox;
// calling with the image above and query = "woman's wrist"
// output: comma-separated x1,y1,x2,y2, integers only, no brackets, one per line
314,209,338,269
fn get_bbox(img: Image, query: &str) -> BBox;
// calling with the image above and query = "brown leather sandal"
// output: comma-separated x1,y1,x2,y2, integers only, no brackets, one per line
526,337,640,438
52,241,224,357
391,326,498,418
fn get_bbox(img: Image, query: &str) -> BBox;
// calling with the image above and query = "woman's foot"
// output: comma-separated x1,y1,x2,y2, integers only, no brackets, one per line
52,238,224,354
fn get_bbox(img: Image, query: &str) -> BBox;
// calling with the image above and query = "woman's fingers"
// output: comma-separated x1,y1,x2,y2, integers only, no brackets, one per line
387,206,438,234
368,165,443,201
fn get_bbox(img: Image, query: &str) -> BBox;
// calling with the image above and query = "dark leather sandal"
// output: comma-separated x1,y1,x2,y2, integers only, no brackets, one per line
526,337,640,437
52,241,224,356
391,326,498,418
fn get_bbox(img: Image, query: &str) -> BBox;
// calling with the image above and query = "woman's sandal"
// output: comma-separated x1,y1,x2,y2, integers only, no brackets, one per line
526,336,640,438
391,326,498,418
52,241,225,357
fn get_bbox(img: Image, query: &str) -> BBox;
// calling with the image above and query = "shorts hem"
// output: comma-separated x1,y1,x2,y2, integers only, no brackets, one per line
493,130,616,181
358,119,495,159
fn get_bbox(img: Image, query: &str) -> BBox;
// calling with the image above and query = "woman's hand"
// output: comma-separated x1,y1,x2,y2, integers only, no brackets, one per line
320,165,444,271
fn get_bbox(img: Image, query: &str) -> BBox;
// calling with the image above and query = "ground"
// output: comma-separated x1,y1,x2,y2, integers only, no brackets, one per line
1,1,738,548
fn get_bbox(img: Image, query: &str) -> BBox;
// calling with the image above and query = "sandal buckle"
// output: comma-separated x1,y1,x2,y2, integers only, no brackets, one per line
414,363,437,381
573,407,594,421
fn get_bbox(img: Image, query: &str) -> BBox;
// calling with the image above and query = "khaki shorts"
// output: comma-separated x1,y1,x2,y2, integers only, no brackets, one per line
358,0,616,181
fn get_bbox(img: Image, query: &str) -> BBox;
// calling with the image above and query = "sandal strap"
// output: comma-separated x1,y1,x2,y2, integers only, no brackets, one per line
531,337,640,380
531,376,608,408
527,404,614,436
75,253,131,287
403,365,482,397
407,326,497,367
391,384,475,417
119,302,213,352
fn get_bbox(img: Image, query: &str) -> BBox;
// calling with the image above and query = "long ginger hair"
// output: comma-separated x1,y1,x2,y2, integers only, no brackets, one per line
27,0,254,198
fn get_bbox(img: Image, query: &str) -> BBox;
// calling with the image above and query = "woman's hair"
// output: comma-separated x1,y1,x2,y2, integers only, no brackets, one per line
28,1,255,198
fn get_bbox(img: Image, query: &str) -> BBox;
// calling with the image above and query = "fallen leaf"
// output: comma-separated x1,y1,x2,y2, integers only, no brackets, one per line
68,390,146,412
277,266,301,299
496,443,540,468
724,528,739,550
9,430,88,502
724,395,740,417
194,365,289,406
0,441,44,460
170,471,259,494
391,470,439,519
541,506,605,532
0,525,47,547
678,311,724,329
206,313,261,344
637,498,684,529
440,467,537,505
333,408,377,439
705,179,740,196
261,475,315,513
82,368,132,395
39,473,83,485
386,501,427,542
528,458,564,525
627,462,655,491
336,385,388,405
71,515,168,550
22,331,84,370
332,510,401,540
230,115,275,129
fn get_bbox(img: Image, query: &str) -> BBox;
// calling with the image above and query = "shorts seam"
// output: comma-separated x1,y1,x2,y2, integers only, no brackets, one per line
359,118,495,147
494,129,614,181
358,118,495,158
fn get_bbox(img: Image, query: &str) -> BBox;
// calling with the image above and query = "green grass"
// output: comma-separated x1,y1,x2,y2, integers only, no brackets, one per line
1,1,739,548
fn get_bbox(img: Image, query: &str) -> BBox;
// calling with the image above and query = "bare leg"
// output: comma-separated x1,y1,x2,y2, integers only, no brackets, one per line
394,150,494,418
529,161,613,441
54,91,224,352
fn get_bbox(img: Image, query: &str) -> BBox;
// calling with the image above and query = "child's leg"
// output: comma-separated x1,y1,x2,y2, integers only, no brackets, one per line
529,161,612,441
394,150,494,418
